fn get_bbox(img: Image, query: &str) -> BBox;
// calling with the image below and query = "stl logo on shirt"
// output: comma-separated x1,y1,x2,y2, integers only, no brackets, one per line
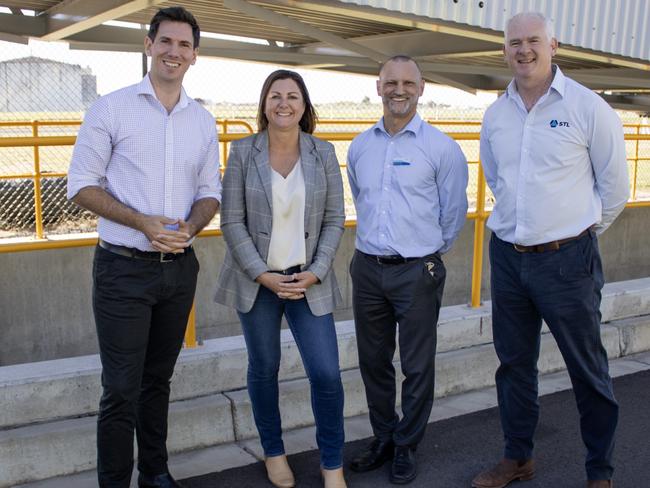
550,119,570,128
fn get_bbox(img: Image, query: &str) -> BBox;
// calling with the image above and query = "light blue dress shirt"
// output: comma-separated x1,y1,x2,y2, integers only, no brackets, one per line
480,66,629,245
347,114,469,257
68,75,222,251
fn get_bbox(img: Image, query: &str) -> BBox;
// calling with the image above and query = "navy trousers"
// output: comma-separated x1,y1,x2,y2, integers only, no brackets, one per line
489,231,618,481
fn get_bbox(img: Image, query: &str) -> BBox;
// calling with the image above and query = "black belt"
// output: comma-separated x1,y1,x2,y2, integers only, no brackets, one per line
359,251,420,265
268,265,302,275
512,229,590,253
98,239,191,263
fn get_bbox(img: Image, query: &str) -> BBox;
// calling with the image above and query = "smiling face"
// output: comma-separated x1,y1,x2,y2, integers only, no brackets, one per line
377,59,424,123
504,15,557,86
145,20,197,88
263,78,306,132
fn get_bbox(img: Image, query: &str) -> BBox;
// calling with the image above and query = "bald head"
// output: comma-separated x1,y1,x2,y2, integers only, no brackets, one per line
379,55,422,79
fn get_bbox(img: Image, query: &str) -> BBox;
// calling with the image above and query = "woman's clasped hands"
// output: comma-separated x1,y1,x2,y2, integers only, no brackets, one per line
256,271,319,299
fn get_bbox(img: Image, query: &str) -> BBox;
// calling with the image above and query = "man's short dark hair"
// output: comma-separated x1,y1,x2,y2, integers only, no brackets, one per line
379,55,422,77
148,6,200,48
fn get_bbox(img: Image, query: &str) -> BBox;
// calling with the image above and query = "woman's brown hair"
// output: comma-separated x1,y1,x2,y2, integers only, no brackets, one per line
256,70,317,134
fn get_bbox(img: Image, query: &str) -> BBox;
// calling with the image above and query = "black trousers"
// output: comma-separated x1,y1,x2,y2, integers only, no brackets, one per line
350,250,446,447
92,245,199,488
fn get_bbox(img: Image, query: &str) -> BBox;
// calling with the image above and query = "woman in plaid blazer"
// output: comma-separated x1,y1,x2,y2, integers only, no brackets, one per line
214,70,346,488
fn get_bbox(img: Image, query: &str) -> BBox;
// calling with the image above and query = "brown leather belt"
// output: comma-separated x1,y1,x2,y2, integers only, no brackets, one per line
512,229,590,253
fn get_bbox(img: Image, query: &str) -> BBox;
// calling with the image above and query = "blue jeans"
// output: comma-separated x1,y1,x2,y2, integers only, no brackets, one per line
238,286,345,469
490,231,618,480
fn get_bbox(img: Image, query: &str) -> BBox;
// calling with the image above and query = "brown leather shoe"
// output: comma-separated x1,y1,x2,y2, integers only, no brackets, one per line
587,480,612,488
265,455,295,488
472,459,535,488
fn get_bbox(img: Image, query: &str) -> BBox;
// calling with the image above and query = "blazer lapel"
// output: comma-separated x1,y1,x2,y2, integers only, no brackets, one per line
300,132,316,231
253,131,273,211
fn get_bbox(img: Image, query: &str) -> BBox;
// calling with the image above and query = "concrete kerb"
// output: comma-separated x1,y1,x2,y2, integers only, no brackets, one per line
1,278,650,486
0,394,235,487
0,279,648,431
0,320,638,487
3,276,647,430
15,352,650,488
0,304,492,430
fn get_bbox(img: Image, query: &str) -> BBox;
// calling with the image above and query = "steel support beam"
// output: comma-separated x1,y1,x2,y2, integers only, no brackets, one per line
223,0,385,62
0,12,44,37
223,0,474,92
41,0,165,41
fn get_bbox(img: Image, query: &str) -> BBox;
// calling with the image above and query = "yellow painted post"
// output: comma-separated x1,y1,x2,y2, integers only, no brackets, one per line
470,163,487,308
221,120,229,167
31,121,45,239
632,124,640,200
184,301,198,348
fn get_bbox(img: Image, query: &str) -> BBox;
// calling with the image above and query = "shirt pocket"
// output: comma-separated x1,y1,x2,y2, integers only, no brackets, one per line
390,157,431,190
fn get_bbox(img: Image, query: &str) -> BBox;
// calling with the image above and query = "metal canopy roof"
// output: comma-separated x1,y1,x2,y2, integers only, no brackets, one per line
0,0,649,111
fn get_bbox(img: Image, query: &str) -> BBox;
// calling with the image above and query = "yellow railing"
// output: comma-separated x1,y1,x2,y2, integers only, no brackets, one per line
0,119,648,347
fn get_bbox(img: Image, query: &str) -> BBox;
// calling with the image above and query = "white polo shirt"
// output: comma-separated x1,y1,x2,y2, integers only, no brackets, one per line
480,66,629,246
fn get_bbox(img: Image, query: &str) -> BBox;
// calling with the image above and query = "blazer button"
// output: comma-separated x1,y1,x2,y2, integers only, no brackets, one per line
305,232,309,239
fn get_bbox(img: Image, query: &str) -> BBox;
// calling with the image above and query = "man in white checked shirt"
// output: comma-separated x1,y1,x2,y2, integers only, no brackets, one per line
67,7,221,488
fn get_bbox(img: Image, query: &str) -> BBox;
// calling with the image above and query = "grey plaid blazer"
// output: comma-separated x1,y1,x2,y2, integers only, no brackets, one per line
214,131,345,316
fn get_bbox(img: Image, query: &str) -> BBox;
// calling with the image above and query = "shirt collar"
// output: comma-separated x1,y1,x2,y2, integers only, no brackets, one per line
137,74,190,111
373,113,423,136
506,64,565,101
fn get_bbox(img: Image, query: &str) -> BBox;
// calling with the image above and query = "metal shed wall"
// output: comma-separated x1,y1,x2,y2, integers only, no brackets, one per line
339,0,650,62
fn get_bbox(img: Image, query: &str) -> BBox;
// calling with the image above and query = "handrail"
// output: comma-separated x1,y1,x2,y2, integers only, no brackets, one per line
0,119,648,348
0,118,647,130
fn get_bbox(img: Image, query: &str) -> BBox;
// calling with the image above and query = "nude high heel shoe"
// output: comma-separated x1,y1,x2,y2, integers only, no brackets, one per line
321,467,347,488
265,455,295,488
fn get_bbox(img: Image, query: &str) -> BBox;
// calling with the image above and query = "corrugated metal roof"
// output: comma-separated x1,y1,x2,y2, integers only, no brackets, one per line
340,0,650,62
119,0,412,45
0,0,648,103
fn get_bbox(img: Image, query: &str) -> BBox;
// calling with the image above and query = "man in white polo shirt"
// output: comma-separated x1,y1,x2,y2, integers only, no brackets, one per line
471,12,628,488
67,7,220,488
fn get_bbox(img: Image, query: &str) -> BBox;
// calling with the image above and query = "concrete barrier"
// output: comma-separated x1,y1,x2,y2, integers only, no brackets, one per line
4,278,648,430
1,278,650,486
2,206,650,365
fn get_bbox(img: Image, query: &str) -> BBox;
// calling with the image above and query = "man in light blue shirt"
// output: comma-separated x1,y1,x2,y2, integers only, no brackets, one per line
347,55,468,484
472,12,628,488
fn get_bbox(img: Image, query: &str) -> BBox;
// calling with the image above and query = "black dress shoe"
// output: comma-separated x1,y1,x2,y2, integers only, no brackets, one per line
349,437,395,472
138,472,185,488
390,446,417,484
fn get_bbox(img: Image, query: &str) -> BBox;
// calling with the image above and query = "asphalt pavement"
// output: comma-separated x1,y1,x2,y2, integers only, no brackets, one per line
181,370,650,488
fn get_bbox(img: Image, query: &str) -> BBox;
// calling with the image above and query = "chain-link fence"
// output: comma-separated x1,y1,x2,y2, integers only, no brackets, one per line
0,39,648,241
622,114,650,201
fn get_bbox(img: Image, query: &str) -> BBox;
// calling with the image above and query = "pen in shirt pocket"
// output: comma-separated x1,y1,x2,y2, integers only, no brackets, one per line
392,159,412,166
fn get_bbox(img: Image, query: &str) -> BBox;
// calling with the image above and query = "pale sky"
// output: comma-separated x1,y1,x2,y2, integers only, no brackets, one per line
0,38,497,107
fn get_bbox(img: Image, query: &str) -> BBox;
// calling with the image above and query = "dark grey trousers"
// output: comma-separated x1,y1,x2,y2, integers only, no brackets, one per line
350,250,446,447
